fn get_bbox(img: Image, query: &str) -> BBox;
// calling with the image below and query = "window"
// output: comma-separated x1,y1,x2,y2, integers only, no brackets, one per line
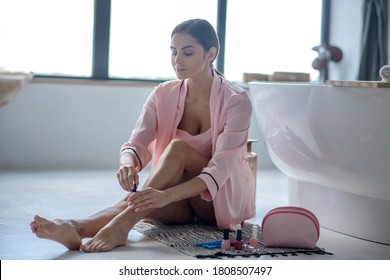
109,0,217,80
0,0,323,82
225,0,322,81
0,0,94,77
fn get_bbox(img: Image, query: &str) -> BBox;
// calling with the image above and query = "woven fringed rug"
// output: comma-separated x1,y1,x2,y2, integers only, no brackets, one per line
133,220,333,259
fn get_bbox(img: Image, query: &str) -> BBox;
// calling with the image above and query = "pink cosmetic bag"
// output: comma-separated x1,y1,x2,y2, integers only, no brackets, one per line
261,206,320,249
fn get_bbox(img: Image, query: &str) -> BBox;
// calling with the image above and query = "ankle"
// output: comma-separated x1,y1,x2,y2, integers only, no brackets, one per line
68,219,83,237
110,210,139,232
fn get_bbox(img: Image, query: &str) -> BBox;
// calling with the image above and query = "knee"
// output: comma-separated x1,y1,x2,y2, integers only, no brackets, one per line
164,139,188,161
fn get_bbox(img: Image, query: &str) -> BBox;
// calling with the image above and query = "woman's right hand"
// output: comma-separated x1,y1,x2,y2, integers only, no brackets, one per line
116,164,139,192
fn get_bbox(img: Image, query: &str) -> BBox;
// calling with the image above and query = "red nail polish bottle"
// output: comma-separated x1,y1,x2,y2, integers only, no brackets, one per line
234,224,243,251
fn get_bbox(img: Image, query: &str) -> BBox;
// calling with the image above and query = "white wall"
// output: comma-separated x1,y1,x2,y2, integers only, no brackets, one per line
0,83,148,169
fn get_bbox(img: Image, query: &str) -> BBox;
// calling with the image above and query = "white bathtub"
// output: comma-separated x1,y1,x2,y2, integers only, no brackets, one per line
249,82,390,245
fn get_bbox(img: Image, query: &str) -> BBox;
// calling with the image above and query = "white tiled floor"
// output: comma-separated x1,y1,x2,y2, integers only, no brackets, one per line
0,168,389,260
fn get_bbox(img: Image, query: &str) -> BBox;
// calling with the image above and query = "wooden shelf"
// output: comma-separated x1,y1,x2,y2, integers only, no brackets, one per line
326,80,390,88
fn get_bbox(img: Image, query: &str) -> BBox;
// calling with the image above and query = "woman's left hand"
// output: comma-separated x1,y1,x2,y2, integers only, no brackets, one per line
127,187,171,212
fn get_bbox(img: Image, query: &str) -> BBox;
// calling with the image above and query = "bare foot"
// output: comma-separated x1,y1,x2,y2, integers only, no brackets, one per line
80,225,129,253
80,210,135,253
30,215,81,250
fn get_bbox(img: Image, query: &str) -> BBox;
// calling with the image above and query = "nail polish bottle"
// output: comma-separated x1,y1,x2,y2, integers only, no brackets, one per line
234,224,243,251
221,228,231,250
249,225,259,249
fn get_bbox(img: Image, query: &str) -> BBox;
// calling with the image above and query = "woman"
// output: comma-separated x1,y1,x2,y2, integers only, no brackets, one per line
30,18,255,253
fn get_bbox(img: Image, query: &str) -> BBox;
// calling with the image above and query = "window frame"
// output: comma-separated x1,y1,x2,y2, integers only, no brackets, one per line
33,0,330,83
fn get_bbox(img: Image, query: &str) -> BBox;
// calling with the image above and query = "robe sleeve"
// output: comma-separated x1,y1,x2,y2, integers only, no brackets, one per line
120,88,158,171
198,93,252,200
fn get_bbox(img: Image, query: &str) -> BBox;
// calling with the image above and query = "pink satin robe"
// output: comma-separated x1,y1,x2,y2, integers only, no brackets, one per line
120,71,255,230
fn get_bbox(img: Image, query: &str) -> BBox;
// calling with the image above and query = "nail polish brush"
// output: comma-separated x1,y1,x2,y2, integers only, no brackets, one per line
221,228,231,250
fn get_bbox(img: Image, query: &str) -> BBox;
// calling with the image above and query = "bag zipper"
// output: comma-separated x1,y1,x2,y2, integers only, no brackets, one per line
262,206,320,238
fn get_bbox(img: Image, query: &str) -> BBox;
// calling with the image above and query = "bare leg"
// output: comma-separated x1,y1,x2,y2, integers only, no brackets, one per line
30,196,129,250
81,139,214,252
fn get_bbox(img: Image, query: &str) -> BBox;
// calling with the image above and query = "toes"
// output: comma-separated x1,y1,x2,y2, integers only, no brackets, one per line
30,221,37,229
79,244,87,252
87,244,97,252
34,215,50,225
92,242,107,253
34,215,44,222
91,241,105,252
81,240,99,253
30,224,37,233
31,215,51,234
80,241,92,252
91,245,100,252
81,240,110,253
99,244,111,252
81,246,92,253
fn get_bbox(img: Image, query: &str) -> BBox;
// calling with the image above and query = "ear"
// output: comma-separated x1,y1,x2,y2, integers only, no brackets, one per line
207,47,218,62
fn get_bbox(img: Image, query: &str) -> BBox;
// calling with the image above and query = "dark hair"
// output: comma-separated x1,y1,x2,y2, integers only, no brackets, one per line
171,19,220,66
